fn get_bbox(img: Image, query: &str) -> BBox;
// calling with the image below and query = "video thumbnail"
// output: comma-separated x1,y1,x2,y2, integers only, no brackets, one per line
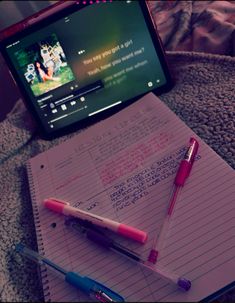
14,33,75,97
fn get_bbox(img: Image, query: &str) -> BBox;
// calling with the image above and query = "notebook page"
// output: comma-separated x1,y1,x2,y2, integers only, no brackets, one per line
27,93,235,302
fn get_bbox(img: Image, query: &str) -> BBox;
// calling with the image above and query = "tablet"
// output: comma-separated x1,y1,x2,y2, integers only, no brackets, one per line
0,0,173,139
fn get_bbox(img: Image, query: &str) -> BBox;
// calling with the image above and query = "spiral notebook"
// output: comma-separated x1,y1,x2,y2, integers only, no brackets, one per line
26,93,235,302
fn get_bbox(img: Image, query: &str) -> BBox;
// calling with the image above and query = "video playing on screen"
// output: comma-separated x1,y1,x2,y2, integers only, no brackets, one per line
5,1,167,133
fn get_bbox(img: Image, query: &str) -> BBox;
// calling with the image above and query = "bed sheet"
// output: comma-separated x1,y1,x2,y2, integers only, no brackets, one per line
148,0,235,56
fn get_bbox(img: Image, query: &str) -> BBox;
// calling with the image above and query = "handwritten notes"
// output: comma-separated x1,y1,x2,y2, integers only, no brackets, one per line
27,93,235,302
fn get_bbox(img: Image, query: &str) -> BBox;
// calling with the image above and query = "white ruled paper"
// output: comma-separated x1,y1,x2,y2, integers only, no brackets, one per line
27,93,235,302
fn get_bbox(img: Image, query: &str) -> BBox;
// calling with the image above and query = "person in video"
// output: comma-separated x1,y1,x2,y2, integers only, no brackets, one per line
34,60,60,82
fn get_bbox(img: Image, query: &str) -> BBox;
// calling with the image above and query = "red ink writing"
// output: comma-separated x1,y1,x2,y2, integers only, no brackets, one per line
99,132,174,186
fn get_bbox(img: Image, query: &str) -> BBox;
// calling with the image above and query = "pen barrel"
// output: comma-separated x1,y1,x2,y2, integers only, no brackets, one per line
142,263,191,291
66,272,91,294
111,243,142,262
174,160,191,187
156,216,170,252
86,229,113,249
64,206,147,243
65,272,124,302
63,206,119,231
44,199,147,243
143,263,177,284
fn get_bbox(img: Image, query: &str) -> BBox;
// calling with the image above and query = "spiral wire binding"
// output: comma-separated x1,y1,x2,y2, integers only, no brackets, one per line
26,162,51,302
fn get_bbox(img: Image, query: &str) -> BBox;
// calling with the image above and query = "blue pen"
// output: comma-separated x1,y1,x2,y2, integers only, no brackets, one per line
15,243,124,302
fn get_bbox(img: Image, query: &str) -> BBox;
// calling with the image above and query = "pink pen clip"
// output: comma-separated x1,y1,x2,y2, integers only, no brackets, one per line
148,137,199,263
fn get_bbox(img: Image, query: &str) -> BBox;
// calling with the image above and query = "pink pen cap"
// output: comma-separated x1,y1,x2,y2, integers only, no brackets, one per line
118,224,148,244
43,198,69,213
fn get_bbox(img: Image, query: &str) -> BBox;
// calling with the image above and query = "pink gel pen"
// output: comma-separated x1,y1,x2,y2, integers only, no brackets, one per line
148,137,199,264
43,198,148,244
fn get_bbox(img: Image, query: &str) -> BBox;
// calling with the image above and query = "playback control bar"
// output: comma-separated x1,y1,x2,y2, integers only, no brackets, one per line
54,80,103,107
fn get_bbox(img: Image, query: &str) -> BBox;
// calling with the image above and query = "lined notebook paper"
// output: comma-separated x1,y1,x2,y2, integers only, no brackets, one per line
27,93,235,302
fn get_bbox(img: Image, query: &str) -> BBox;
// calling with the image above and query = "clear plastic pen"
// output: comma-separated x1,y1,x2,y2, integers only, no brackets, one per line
15,243,124,302
148,138,199,264
65,217,191,291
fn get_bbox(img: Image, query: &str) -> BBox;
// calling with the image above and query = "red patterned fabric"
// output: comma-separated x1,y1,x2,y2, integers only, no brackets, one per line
148,0,235,56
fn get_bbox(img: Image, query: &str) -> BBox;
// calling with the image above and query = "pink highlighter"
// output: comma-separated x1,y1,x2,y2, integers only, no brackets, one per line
43,198,148,244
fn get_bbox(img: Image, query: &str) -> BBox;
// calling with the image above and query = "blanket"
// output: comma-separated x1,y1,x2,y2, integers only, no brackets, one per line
0,51,235,301
148,1,235,56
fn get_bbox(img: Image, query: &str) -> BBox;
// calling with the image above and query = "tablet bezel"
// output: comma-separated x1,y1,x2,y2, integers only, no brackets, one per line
0,1,173,140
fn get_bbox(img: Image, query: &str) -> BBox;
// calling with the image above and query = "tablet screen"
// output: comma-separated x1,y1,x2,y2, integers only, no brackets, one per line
2,1,172,137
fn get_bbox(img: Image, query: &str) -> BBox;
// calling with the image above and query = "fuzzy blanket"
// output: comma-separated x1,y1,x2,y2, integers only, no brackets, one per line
0,51,234,302
148,0,235,56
